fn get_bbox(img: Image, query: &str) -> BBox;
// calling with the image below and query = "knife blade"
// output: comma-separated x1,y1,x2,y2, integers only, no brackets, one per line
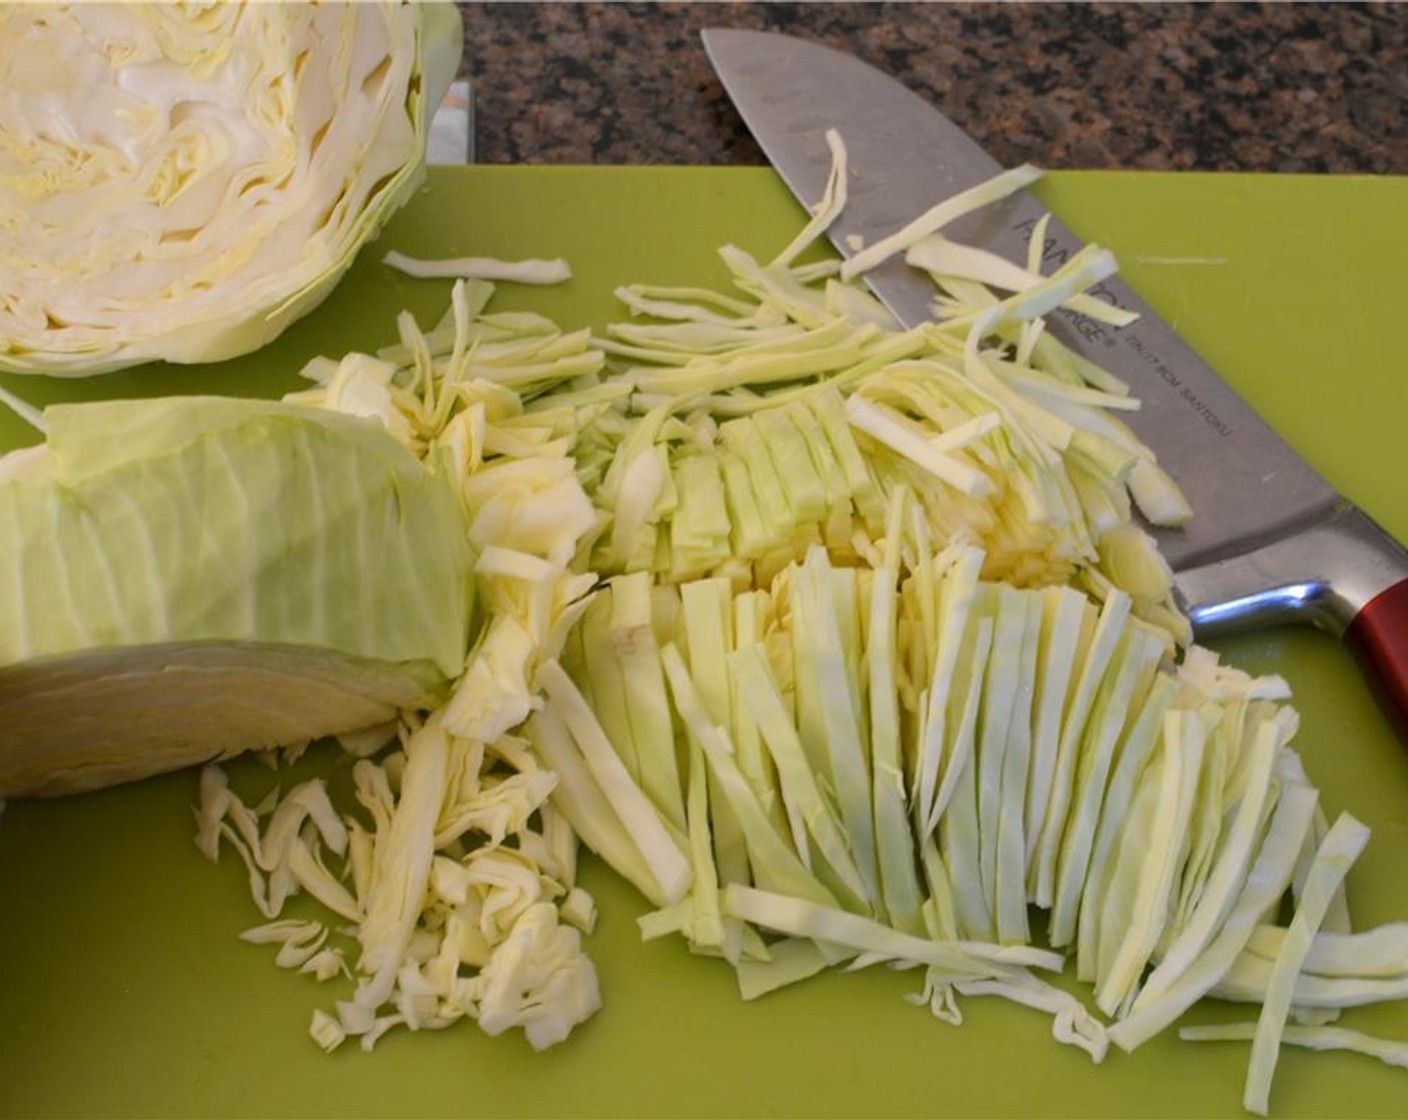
703,27,1408,735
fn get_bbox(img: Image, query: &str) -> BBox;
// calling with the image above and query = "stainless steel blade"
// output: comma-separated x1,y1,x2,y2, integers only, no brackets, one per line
702,27,1336,574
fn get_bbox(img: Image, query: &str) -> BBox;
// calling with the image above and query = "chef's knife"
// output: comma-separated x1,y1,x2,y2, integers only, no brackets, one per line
703,27,1408,736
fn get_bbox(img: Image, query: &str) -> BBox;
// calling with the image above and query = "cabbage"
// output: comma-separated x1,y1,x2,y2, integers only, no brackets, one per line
547,526,1407,1090
187,275,609,1054
0,1,462,376
0,396,474,796
1181,1023,1408,1075
10,114,1402,1099
594,233,1192,642
1239,813,1371,1116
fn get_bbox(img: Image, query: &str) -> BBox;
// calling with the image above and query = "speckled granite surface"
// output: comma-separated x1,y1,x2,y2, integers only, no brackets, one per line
455,2,1408,174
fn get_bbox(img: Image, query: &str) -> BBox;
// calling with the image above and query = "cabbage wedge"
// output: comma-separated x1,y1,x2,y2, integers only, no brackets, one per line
0,396,474,796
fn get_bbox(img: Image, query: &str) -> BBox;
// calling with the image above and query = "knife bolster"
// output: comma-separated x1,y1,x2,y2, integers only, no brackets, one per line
1174,503,1408,638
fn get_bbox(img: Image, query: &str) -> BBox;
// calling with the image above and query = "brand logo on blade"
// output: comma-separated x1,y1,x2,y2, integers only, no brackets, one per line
1012,218,1233,439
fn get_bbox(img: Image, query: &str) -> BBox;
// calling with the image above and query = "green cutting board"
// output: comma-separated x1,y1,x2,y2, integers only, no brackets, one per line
3,167,1408,1120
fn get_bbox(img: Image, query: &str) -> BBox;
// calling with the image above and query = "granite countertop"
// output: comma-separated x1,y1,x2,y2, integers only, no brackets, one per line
455,1,1408,174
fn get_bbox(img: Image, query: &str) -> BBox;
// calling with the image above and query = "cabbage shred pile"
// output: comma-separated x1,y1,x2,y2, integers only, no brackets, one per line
192,140,1408,1114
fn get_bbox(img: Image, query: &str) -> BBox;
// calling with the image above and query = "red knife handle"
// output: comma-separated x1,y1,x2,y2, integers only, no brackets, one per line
1346,577,1408,741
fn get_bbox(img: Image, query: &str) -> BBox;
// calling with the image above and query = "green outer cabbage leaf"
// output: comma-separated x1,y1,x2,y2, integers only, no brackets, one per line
0,396,474,796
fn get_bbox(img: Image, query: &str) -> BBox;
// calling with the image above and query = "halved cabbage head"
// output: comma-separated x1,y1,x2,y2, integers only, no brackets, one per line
0,397,475,797
0,1,463,376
